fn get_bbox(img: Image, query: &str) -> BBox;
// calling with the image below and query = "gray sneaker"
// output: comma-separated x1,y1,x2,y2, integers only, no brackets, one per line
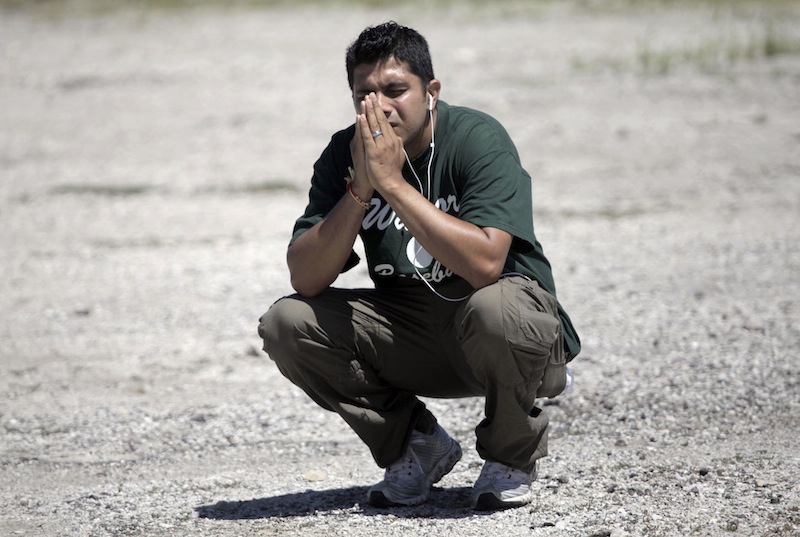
367,424,462,507
471,460,538,511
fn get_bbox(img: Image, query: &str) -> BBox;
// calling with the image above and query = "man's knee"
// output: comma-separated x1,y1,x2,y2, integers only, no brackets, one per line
458,278,559,382
258,295,313,360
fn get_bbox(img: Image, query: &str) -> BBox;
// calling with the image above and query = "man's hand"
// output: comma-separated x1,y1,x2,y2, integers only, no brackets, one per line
357,94,406,194
349,103,374,200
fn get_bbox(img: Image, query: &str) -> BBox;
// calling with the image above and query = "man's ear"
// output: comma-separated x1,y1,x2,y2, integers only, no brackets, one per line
426,79,442,109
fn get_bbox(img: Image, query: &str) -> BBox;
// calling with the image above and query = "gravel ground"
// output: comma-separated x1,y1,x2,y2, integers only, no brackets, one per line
1,2,799,536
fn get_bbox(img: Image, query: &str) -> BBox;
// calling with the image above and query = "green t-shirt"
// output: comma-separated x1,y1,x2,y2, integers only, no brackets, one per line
292,101,580,358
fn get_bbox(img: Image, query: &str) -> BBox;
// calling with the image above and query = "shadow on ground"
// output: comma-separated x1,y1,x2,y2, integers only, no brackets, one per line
195,485,485,520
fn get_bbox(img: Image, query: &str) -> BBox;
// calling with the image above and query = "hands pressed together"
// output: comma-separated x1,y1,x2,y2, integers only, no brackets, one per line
349,94,407,201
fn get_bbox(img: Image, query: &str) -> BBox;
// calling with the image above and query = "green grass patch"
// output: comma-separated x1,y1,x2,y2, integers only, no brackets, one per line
537,206,650,221
571,20,800,76
635,26,800,75
196,180,302,195
49,183,155,197
234,180,301,194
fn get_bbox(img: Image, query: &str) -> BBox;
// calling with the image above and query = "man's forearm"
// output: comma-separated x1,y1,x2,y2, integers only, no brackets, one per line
379,181,512,289
287,193,367,297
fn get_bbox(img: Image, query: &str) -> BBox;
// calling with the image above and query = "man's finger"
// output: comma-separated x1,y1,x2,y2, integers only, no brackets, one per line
365,94,398,147
369,94,392,134
364,94,386,141
354,111,363,148
357,98,368,142
357,113,375,147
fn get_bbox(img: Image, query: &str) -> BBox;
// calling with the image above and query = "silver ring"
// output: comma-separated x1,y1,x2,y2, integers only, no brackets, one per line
372,130,383,138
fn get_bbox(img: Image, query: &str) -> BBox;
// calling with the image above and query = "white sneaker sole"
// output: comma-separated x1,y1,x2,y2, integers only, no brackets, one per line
472,489,534,511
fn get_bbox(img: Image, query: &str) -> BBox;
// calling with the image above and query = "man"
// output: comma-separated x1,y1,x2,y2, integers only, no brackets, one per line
258,21,580,511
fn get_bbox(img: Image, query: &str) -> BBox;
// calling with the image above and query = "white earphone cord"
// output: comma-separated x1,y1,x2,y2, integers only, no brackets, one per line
404,103,473,302
405,101,532,301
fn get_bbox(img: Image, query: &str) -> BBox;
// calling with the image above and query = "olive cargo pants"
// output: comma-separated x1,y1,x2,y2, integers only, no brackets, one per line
258,276,566,472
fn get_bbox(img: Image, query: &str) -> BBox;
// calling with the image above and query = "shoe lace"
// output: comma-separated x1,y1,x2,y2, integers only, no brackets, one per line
385,451,421,483
384,432,438,483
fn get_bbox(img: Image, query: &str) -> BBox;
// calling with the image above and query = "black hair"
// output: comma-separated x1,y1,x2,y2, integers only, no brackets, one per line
345,21,435,90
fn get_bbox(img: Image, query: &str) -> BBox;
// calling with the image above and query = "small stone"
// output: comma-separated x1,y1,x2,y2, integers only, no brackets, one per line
684,484,701,494
304,468,327,482
755,479,778,487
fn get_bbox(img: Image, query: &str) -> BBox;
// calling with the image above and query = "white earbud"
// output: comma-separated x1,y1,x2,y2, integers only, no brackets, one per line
428,94,434,111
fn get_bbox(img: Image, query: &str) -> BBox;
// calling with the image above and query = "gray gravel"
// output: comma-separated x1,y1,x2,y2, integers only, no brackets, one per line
1,2,799,536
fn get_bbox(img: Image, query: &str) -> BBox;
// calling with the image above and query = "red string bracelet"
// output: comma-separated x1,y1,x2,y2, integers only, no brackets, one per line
347,183,370,210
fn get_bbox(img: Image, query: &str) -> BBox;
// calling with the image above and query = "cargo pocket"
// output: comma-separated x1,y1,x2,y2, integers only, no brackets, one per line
503,280,566,399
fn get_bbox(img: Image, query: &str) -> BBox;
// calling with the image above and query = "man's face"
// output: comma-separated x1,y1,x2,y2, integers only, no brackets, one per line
351,57,437,159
